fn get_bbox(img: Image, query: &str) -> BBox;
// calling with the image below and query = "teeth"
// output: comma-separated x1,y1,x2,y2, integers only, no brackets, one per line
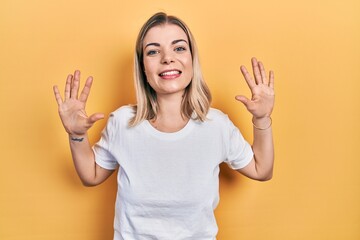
160,70,180,76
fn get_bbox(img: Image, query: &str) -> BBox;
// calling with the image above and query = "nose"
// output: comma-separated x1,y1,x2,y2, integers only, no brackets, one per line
161,51,175,64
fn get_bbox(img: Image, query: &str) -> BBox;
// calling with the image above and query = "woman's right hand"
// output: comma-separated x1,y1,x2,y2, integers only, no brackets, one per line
53,70,104,137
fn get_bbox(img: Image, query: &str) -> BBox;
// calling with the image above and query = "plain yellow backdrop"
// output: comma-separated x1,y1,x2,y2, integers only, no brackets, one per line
1,0,359,239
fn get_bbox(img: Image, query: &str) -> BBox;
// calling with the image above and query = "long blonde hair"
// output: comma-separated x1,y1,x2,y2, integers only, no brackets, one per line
129,12,211,126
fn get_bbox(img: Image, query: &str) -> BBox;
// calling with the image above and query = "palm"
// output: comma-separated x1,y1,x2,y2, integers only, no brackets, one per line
236,58,275,119
53,70,104,136
58,99,89,135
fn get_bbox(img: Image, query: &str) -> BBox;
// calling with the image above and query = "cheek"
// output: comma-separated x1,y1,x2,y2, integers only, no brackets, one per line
186,60,194,79
143,59,149,73
186,54,193,71
143,62,156,79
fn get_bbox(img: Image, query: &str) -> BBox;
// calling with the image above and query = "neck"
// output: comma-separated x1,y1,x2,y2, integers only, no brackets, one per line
151,92,189,132
156,91,184,118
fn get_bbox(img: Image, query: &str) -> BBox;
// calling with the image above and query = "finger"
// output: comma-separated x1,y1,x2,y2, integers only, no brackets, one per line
251,57,263,84
269,70,274,89
258,61,268,85
70,70,80,99
240,65,256,89
87,113,105,125
53,85,63,106
235,95,251,108
79,76,93,103
64,74,72,100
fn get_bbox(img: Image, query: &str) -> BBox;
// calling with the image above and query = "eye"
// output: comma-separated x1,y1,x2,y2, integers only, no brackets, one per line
174,46,186,52
146,50,159,56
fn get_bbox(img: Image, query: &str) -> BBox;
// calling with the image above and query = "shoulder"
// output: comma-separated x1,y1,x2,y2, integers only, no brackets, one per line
204,108,240,131
195,108,232,130
207,108,229,122
111,105,135,117
108,105,135,125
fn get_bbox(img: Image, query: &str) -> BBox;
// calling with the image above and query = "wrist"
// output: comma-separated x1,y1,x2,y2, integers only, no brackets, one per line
252,116,272,130
68,134,87,142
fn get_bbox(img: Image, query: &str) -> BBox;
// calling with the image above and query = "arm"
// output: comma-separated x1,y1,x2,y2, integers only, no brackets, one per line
235,58,275,181
53,70,114,186
68,134,114,186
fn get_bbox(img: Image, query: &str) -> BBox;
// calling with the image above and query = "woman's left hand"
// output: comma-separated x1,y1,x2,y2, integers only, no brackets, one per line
235,57,275,119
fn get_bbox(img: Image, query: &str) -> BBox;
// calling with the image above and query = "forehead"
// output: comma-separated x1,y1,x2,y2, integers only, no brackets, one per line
143,24,189,45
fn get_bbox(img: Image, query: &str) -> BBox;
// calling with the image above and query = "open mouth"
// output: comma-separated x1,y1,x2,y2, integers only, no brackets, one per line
159,70,182,77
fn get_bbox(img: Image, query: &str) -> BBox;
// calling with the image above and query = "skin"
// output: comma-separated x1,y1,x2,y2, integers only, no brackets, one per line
143,24,194,132
53,72,113,186
143,24,193,98
235,58,275,181
53,23,275,186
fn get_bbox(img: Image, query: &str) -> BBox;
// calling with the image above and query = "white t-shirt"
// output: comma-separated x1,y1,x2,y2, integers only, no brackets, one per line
93,106,253,240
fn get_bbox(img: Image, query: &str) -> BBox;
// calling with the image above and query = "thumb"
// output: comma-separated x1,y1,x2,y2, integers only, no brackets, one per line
235,95,251,108
87,113,105,125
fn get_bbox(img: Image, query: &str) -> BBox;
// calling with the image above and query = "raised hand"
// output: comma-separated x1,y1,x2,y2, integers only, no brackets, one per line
235,57,275,119
53,70,104,136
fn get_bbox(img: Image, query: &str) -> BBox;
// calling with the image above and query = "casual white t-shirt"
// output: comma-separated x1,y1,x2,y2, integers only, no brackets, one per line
93,106,253,240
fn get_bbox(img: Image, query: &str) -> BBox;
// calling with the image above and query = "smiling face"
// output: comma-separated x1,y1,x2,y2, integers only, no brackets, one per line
142,23,193,98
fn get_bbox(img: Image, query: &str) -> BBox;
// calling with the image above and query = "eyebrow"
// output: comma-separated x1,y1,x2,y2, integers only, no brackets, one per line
144,39,188,49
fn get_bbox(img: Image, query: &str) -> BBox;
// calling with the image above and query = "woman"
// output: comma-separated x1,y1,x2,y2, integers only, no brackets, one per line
53,12,274,240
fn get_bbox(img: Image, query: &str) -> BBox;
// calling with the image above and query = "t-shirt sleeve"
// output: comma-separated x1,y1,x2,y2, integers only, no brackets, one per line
224,116,253,170
93,113,119,170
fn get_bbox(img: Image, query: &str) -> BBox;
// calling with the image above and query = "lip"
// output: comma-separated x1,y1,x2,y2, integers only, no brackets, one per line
158,69,182,79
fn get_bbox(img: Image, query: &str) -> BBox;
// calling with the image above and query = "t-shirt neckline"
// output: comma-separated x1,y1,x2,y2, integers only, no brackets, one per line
142,118,195,141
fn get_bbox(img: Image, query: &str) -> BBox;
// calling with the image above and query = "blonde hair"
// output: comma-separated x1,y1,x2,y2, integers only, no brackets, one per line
129,12,212,126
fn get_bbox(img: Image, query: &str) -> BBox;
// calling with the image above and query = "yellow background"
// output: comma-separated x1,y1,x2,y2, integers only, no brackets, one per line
1,0,359,239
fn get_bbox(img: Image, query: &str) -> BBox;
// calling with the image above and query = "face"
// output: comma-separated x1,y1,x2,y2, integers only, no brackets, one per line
142,24,193,98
